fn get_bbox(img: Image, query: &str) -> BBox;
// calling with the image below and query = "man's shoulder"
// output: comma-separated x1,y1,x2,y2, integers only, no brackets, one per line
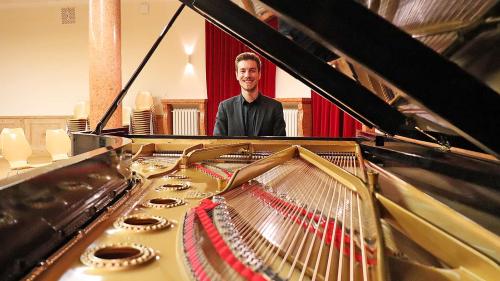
221,95,240,104
260,95,282,108
218,96,241,109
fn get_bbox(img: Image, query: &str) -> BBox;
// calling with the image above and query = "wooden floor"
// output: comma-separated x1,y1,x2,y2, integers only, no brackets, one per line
0,152,53,181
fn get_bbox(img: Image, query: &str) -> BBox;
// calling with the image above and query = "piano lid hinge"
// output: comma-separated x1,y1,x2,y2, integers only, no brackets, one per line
415,126,451,152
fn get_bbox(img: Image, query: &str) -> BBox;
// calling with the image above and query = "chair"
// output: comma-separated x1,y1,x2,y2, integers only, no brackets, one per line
1,128,27,157
46,129,71,161
1,128,32,169
135,91,154,111
73,101,89,119
67,101,90,133
131,91,156,134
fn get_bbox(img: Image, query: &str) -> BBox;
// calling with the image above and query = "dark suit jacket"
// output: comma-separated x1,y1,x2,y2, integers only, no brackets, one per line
213,94,286,136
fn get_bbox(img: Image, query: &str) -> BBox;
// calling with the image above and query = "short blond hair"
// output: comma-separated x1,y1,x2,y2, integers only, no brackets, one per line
235,52,261,72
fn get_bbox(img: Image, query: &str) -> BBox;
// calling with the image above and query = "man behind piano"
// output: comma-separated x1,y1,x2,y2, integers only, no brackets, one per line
213,52,286,136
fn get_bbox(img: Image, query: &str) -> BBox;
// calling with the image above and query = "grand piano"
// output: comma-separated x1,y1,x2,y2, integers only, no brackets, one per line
0,1,498,281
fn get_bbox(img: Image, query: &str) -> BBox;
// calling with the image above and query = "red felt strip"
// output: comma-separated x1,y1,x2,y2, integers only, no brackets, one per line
184,210,211,281
194,199,267,281
250,186,377,265
192,163,233,179
192,163,226,180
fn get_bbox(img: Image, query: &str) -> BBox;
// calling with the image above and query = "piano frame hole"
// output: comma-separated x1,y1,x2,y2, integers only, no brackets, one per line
156,182,191,191
114,215,174,232
81,243,157,269
94,246,141,260
144,197,185,208
124,217,159,226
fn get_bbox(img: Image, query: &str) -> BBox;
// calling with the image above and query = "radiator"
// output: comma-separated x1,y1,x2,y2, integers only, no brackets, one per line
283,108,298,137
173,108,199,135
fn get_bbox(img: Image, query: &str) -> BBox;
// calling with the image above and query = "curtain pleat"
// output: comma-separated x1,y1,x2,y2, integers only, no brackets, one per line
311,91,361,137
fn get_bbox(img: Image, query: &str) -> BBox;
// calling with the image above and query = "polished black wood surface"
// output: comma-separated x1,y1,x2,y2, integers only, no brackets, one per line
260,0,500,157
361,139,500,234
0,135,132,281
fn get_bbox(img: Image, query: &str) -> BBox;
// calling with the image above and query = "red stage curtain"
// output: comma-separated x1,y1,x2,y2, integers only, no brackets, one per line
311,91,362,137
205,19,277,135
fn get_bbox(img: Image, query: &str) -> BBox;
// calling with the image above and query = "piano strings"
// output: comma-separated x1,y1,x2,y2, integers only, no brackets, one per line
217,158,375,280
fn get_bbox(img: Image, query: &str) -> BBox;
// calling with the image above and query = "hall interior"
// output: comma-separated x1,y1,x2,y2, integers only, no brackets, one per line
0,0,314,178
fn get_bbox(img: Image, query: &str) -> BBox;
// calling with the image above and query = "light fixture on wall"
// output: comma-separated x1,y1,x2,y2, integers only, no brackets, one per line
183,43,195,56
183,43,195,75
185,54,194,75
139,1,150,15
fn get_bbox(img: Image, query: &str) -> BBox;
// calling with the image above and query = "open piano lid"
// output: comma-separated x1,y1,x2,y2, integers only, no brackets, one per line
180,0,500,157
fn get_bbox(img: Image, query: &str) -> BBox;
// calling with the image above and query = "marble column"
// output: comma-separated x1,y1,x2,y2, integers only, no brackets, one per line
89,0,122,128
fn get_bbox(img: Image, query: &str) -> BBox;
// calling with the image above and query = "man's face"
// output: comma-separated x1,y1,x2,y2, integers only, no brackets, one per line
236,59,261,92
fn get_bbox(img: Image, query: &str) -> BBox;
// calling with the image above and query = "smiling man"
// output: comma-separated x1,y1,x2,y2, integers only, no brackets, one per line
213,52,286,136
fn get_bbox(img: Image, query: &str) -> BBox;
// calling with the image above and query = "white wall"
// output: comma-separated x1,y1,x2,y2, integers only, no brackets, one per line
0,0,307,117
0,1,89,116
121,0,207,114
275,68,311,98
0,0,207,117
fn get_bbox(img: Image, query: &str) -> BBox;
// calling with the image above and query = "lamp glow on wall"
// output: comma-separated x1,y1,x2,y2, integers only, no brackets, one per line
184,43,195,75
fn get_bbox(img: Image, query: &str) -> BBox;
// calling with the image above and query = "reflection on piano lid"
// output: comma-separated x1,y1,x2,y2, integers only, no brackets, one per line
186,0,499,156
0,1,498,281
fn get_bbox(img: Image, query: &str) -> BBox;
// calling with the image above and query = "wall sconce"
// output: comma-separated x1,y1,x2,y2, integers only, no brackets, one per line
184,44,194,56
183,43,195,75
185,54,194,75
